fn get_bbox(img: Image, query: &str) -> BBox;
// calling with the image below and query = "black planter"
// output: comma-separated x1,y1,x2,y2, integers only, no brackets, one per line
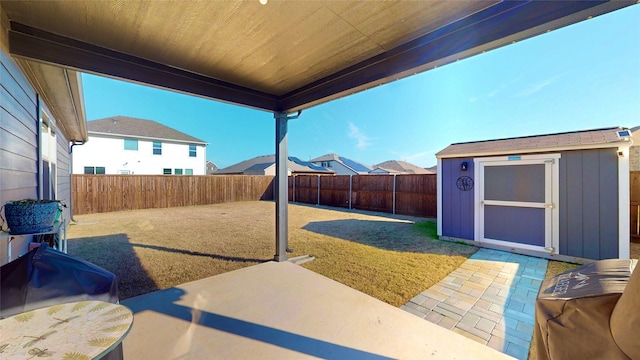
3,200,61,235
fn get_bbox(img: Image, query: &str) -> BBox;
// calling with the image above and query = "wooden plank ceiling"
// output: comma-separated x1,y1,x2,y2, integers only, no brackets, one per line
1,0,635,113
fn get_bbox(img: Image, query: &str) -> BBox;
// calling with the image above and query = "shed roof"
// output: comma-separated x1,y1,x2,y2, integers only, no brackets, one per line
437,127,632,158
88,116,207,144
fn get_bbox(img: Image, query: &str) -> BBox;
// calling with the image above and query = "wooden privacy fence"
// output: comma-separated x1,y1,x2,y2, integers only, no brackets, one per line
73,175,274,214
73,174,438,217
289,174,437,218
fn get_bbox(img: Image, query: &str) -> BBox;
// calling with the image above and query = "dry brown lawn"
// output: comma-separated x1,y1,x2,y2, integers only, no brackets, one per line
68,201,477,306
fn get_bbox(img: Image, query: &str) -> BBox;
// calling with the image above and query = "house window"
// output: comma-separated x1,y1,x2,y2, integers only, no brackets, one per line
84,166,105,174
124,138,138,150
174,169,183,175
163,168,172,175
321,161,332,168
185,169,193,175
153,141,162,155
189,144,197,157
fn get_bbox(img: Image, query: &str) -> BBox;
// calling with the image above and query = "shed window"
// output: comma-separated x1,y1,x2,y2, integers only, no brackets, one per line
124,139,138,151
189,144,197,157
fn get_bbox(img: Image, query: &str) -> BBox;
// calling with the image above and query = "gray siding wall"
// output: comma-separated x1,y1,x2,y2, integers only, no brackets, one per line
1,46,72,261
0,49,38,207
53,106,71,220
441,158,474,240
559,148,619,259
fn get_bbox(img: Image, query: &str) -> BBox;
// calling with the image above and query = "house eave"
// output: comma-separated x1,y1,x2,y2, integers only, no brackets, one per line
16,58,87,142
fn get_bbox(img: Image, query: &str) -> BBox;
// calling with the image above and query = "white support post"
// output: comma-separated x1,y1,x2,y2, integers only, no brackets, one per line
619,146,631,259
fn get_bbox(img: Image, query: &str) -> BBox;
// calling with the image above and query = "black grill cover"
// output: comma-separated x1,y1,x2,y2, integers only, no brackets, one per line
1,243,123,359
534,259,638,360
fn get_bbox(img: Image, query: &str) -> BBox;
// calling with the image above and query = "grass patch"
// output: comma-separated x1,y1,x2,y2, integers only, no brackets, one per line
68,202,477,306
411,220,438,239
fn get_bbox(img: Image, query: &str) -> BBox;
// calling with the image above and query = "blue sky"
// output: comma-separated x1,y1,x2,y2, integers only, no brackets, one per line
82,5,640,169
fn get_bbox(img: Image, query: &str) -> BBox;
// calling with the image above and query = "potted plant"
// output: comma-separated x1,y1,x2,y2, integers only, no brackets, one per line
1,199,65,235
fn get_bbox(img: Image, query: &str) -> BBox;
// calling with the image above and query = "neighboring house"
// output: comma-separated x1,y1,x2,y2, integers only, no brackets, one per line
436,127,632,261
371,160,434,174
73,116,208,175
0,14,87,264
425,165,438,173
215,155,333,176
310,154,371,175
206,161,218,174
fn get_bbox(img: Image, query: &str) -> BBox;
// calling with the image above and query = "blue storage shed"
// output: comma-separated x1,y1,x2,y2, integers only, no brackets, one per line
436,127,632,262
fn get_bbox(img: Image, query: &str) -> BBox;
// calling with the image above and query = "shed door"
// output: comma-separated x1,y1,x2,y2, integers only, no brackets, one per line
477,156,559,253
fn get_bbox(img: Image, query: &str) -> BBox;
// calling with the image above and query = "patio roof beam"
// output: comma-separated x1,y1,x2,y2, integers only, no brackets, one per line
8,22,280,112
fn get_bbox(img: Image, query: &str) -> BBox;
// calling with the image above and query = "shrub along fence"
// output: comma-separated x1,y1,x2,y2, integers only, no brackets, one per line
73,174,437,217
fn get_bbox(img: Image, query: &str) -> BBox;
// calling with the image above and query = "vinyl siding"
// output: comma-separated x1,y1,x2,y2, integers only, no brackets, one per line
0,44,73,262
0,49,38,207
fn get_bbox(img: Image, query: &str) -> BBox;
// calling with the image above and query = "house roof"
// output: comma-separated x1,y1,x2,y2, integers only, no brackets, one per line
215,155,333,175
88,116,207,144
310,154,371,173
437,127,632,158
372,160,434,174
369,167,402,174
3,1,633,113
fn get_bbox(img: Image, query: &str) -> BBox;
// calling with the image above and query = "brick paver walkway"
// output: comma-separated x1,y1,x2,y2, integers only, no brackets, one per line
401,248,548,360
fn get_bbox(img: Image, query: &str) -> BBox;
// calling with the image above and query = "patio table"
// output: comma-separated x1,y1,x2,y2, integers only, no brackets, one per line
0,300,133,359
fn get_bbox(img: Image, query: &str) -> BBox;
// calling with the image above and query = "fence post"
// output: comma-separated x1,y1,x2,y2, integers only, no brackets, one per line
392,174,397,215
317,175,320,206
349,175,352,210
292,175,296,203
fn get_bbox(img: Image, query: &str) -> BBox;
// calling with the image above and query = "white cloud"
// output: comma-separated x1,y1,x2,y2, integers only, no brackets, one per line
348,122,372,149
515,77,557,97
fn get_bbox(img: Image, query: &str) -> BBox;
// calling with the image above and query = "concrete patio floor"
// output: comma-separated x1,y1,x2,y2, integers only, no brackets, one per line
121,260,513,359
